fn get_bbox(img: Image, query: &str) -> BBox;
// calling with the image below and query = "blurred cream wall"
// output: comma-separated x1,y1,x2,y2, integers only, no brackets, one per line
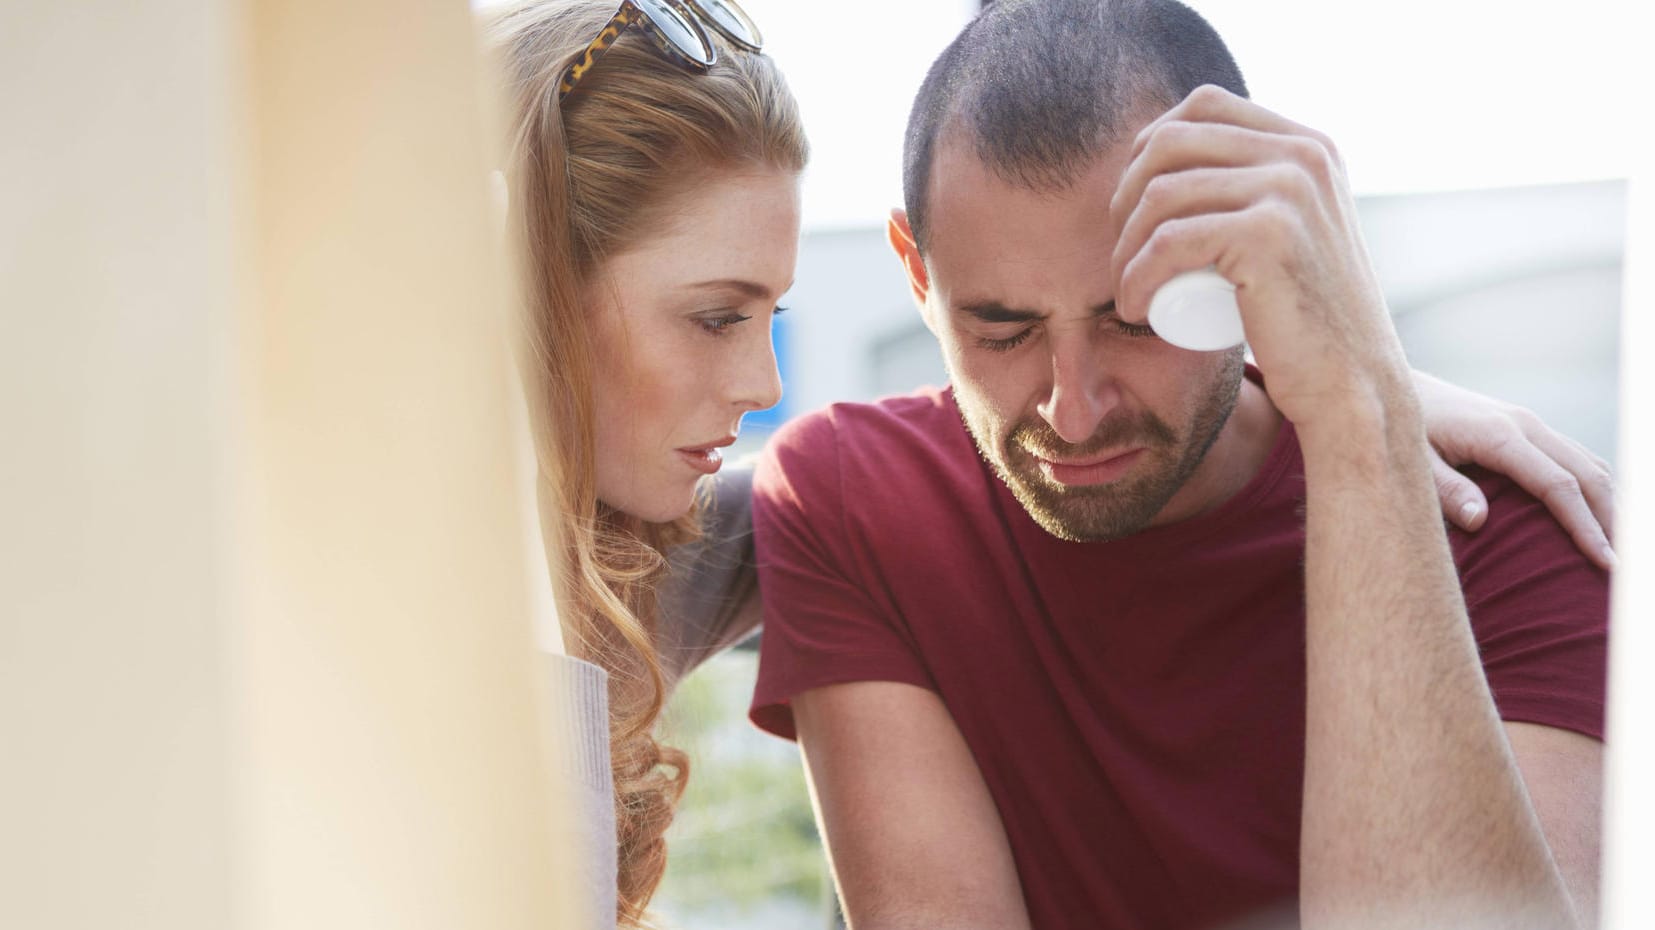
2,2,580,928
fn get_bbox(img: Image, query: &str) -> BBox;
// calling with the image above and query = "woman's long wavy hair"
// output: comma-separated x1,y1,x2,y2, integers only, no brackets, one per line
484,1,807,925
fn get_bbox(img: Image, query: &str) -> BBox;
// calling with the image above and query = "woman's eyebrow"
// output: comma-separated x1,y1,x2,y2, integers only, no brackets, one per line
685,278,775,300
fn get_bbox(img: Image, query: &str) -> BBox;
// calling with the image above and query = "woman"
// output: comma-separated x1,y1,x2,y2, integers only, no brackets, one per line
486,1,803,926
484,1,1612,926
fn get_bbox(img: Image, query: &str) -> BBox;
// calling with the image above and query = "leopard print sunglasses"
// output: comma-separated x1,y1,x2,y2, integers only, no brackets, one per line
557,0,764,102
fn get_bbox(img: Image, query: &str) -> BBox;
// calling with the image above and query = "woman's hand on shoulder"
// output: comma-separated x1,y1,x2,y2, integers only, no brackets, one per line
1412,369,1615,570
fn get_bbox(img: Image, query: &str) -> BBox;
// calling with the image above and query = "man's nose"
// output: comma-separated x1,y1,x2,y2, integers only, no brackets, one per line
1035,334,1119,445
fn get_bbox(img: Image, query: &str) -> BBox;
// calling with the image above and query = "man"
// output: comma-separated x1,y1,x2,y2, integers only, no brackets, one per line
744,1,1609,928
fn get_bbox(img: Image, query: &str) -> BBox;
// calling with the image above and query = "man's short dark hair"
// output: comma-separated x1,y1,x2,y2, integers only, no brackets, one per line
902,0,1248,253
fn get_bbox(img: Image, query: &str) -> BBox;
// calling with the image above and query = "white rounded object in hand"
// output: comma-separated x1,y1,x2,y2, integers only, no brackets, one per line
1146,267,1245,352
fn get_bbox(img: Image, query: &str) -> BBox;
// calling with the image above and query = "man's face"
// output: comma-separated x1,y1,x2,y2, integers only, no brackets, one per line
901,132,1245,542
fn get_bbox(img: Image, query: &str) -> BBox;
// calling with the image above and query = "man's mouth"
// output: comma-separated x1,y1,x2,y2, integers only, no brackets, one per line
1030,447,1146,487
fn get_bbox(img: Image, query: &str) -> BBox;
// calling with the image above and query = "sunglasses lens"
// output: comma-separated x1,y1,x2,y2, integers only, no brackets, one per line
691,0,763,49
637,0,715,65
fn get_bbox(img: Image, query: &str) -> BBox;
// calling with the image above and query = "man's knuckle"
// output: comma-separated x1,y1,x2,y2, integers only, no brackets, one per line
1310,129,1342,167
1509,405,1544,432
1285,135,1322,168
1171,120,1208,154
1141,174,1176,210
1188,84,1229,108
1143,219,1186,258
1255,200,1298,243
1274,163,1316,206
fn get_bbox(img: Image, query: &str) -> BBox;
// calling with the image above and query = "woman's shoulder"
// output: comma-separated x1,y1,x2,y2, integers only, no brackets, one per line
657,462,763,682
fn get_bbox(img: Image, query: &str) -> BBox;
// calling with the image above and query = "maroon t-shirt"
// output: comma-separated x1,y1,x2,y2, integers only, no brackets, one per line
749,383,1608,930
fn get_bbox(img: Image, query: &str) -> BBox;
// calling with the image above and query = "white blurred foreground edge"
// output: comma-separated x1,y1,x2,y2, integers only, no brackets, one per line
1,2,582,929
1603,96,1654,930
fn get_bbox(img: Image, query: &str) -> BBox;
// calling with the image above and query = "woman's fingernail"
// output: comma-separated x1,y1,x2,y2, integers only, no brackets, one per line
1602,546,1618,569
1459,501,1482,525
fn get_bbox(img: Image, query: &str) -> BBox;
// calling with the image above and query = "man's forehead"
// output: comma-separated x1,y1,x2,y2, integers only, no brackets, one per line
924,133,1136,272
923,99,1165,225
930,127,1115,201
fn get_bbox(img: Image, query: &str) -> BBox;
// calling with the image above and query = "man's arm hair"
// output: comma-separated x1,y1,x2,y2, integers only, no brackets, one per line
1297,388,1585,929
1508,722,1604,929
1108,84,1596,930
793,681,1032,930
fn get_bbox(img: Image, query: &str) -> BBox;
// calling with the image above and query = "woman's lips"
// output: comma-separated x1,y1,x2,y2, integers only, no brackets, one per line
676,446,726,476
1035,448,1145,487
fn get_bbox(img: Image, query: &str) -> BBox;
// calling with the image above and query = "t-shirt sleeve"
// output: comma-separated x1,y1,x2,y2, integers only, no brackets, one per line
1455,468,1610,741
656,462,763,684
748,411,937,740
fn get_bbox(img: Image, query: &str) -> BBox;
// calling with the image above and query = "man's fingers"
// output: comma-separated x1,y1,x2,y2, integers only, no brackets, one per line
1430,453,1488,532
1111,163,1308,290
1112,208,1245,323
1129,84,1338,164
1111,121,1283,226
1115,200,1309,325
1471,432,1616,571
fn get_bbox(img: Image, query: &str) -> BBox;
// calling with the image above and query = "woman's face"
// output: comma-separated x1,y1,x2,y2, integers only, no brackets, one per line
588,168,801,522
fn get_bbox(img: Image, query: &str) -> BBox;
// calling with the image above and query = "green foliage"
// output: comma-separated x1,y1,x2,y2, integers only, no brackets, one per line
653,649,831,925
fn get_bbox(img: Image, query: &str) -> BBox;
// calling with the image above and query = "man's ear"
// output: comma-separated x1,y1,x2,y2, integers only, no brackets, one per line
886,208,932,312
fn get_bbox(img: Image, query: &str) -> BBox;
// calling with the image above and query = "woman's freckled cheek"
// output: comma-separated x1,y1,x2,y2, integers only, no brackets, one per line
616,311,706,453
638,345,684,448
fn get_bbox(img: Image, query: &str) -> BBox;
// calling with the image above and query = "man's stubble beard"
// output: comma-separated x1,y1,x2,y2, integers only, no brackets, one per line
956,349,1246,543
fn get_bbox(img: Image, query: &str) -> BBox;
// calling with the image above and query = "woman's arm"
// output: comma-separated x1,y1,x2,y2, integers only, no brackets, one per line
656,461,764,681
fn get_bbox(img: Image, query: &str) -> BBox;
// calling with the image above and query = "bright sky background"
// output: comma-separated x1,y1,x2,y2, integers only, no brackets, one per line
745,0,1637,229
476,0,1636,229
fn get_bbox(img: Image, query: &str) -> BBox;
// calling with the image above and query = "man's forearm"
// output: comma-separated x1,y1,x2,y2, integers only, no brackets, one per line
1296,382,1577,929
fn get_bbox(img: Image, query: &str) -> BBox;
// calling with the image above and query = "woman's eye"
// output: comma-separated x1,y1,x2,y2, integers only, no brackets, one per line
697,313,752,335
976,327,1035,353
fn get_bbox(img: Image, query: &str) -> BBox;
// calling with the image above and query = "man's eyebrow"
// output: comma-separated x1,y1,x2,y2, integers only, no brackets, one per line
955,300,1118,322
956,301,1043,323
